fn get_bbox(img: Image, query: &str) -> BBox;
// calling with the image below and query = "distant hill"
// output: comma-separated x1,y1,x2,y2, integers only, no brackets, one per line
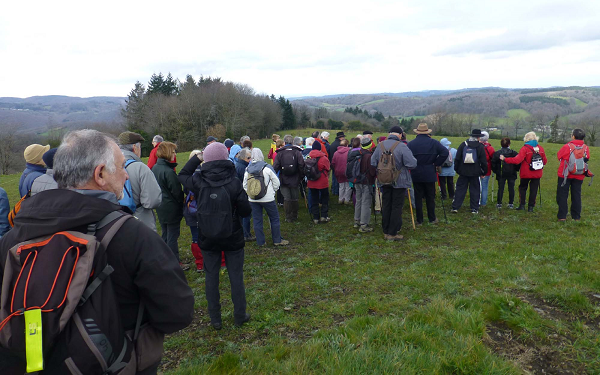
0,96,126,134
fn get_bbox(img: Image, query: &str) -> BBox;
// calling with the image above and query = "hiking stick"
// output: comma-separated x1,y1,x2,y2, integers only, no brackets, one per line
436,173,448,224
407,187,416,230
491,173,494,204
372,185,377,226
539,182,542,208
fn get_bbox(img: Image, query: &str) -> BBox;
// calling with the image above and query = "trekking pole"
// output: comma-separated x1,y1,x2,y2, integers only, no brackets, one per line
539,183,542,208
491,173,494,204
436,173,448,224
372,185,377,226
407,187,416,230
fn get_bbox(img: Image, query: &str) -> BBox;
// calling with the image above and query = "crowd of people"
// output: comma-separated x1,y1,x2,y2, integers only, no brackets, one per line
0,124,592,373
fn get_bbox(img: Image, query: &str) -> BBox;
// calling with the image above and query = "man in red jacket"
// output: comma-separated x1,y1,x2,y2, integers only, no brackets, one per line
148,135,176,171
307,141,331,224
556,128,590,221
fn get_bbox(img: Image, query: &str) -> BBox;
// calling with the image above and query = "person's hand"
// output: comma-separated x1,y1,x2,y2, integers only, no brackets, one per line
197,152,204,162
499,155,505,161
436,166,442,174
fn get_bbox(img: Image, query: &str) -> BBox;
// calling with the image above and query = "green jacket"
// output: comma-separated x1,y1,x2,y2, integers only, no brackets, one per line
152,159,183,224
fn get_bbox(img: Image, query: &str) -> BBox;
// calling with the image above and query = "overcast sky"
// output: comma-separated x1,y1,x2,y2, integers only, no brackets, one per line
2,0,600,98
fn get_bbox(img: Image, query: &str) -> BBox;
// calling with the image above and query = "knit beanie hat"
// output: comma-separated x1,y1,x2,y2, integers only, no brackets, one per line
224,139,234,148
312,141,322,151
42,148,58,169
24,144,50,165
203,142,229,163
360,137,372,149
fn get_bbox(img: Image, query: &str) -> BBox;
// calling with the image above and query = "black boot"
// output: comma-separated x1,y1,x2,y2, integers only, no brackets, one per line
528,206,534,212
290,200,299,222
516,204,526,211
283,201,293,222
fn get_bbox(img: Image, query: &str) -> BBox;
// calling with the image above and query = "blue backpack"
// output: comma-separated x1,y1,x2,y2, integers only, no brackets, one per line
118,159,139,213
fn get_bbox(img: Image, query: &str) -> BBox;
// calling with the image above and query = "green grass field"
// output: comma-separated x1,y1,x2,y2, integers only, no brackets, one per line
1,132,599,374
507,109,531,118
551,96,588,108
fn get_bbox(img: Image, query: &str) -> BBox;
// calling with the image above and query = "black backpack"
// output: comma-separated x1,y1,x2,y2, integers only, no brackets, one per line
529,147,544,171
279,149,298,176
462,141,478,164
0,211,142,374
304,157,322,181
197,183,233,239
346,150,366,184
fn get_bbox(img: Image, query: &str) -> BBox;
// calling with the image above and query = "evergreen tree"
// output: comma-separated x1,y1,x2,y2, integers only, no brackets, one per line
163,72,179,96
122,81,147,130
147,73,165,95
549,115,559,143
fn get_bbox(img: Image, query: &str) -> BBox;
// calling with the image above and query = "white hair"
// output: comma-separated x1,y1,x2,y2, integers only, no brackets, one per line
251,148,264,162
189,149,202,159
293,136,303,146
480,131,490,142
321,131,330,139
305,137,315,147
152,135,164,143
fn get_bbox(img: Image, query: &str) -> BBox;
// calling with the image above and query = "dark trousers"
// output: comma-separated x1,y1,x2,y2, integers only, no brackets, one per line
413,182,437,223
381,186,405,236
201,248,247,325
438,176,454,199
160,221,181,261
518,178,540,207
310,188,329,219
556,177,583,220
331,172,339,195
497,178,516,204
452,175,480,211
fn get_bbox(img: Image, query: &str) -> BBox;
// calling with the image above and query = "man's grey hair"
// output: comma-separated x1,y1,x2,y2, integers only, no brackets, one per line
283,135,293,145
119,142,140,152
480,131,489,142
240,135,250,144
321,131,330,139
293,136,303,146
153,135,164,143
305,137,315,147
237,147,251,161
54,129,117,189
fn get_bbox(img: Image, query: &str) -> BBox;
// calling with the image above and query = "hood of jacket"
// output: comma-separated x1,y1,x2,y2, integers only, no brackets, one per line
334,146,350,157
247,160,270,174
8,189,122,241
155,158,177,169
122,149,142,162
308,149,327,159
200,160,236,187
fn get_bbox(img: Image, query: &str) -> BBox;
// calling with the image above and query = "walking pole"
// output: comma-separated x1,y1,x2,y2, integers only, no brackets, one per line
436,173,448,224
491,173,494,204
407,187,416,230
539,183,542,208
372,185,377,226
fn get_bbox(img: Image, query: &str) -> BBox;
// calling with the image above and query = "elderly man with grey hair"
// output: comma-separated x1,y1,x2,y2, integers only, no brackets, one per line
0,129,194,374
118,131,162,231
273,134,305,222
147,134,177,170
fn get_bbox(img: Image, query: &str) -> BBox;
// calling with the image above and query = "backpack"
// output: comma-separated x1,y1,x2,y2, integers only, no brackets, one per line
197,183,233,239
562,143,591,186
441,149,453,167
184,191,197,215
376,141,401,185
246,165,270,200
118,159,139,213
8,191,30,227
0,212,142,374
304,157,322,181
529,147,544,171
463,141,478,164
279,149,298,176
346,150,366,184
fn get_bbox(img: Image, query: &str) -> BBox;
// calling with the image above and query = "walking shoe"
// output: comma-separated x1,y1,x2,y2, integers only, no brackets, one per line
354,221,360,228
496,204,502,208
507,204,514,209
319,217,330,223
196,268,204,273
180,262,190,271
359,225,374,232
451,209,458,213
274,239,289,246
429,219,439,224
392,234,404,241
516,205,525,211
528,206,534,212
558,218,566,222
313,219,319,224
384,234,395,241
211,322,222,330
344,201,353,206
471,210,478,214
245,236,256,242
235,313,251,327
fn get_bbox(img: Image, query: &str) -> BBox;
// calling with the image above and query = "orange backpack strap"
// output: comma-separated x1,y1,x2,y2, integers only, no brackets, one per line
8,191,30,227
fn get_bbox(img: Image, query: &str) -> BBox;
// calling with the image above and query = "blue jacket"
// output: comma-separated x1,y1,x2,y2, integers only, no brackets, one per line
439,147,457,177
0,188,9,238
19,163,47,198
229,145,242,163
235,159,249,181
407,135,449,183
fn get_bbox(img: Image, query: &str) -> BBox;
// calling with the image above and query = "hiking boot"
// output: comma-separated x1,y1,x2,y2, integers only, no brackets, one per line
291,200,299,222
471,210,478,214
319,217,330,223
507,204,514,209
384,234,395,241
354,221,360,228
344,201,353,206
211,322,222,330
451,209,458,213
392,234,404,241
359,225,374,232
429,219,439,224
180,262,190,271
516,205,525,211
528,206,534,212
496,204,502,208
245,236,256,242
235,313,251,327
274,239,289,246
558,218,566,222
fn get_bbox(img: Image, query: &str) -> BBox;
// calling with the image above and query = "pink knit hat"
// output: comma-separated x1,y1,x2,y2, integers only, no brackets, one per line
203,142,229,162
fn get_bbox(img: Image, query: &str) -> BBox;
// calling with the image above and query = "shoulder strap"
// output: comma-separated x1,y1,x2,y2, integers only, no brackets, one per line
389,141,401,153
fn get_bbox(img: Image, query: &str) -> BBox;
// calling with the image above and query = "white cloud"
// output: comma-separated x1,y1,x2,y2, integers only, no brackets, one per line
1,0,600,98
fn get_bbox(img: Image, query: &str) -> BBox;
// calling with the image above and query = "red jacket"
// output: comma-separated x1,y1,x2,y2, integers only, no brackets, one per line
147,142,176,171
307,149,330,189
315,138,329,158
331,146,350,183
504,144,547,179
557,139,589,181
482,142,495,176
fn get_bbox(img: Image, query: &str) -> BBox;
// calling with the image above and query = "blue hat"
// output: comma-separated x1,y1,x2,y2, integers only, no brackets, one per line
440,138,451,147
312,141,322,151
42,148,58,169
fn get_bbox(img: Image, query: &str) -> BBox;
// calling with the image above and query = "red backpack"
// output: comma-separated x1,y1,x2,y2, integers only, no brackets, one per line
562,143,593,186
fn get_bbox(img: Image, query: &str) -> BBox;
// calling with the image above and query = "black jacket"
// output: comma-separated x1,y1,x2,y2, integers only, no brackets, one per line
454,140,488,177
0,189,194,333
407,134,449,183
491,147,520,180
273,144,305,187
152,159,183,224
329,138,342,162
178,158,251,252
